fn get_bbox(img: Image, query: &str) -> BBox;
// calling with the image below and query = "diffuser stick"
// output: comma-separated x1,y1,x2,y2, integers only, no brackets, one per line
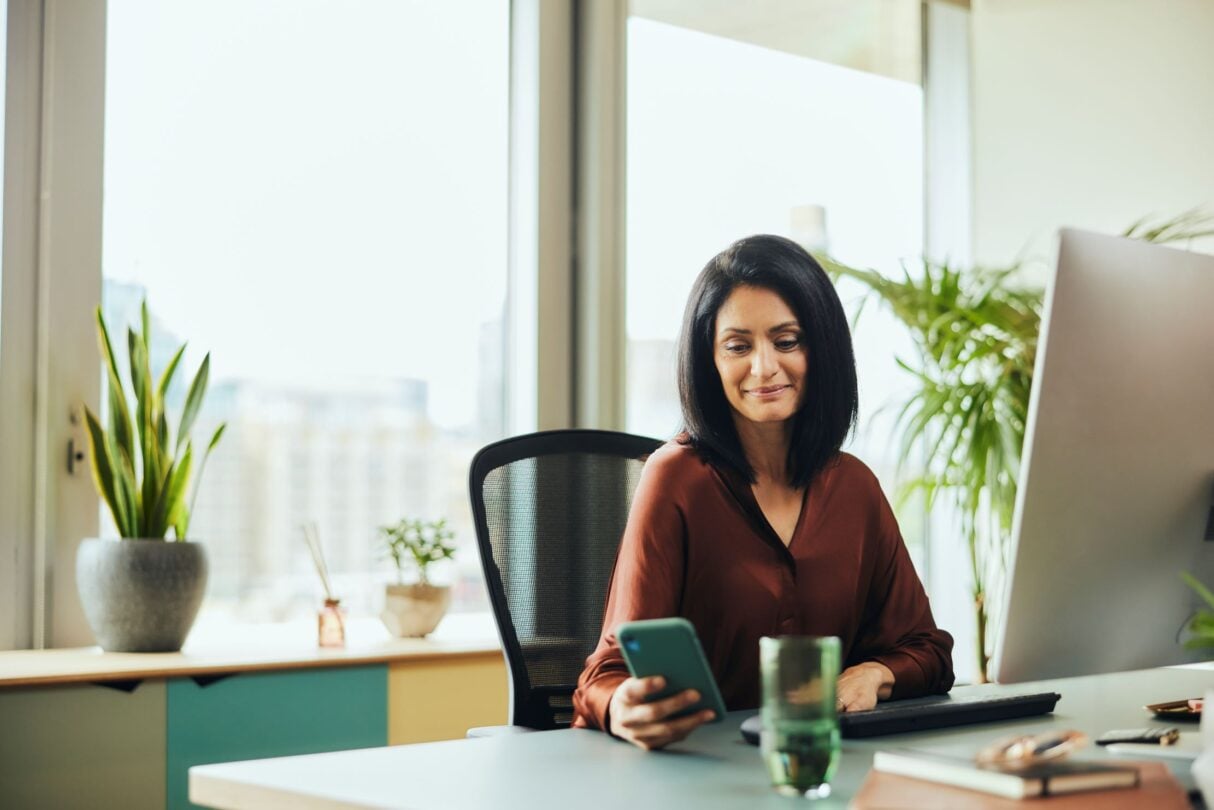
302,521,335,602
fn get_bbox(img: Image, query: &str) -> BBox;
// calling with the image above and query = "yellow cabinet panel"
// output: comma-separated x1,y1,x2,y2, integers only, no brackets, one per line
388,653,507,744
0,681,165,809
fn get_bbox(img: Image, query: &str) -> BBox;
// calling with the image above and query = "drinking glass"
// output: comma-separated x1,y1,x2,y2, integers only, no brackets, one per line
759,635,842,799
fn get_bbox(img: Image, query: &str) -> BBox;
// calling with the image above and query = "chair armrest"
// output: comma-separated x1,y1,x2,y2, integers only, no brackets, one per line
466,725,540,738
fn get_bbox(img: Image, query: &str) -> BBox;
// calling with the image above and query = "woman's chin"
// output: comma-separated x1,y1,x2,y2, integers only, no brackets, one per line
736,406,797,425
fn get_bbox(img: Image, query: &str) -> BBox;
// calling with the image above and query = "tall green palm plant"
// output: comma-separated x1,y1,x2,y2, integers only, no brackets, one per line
83,300,226,540
821,211,1212,682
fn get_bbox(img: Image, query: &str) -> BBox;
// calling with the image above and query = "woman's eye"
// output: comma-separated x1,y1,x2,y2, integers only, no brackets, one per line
723,342,749,355
775,337,801,351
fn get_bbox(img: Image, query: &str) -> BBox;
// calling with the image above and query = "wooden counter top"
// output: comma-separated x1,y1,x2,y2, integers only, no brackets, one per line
0,613,503,688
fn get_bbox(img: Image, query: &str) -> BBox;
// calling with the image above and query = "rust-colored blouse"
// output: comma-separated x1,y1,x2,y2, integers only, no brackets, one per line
572,440,955,731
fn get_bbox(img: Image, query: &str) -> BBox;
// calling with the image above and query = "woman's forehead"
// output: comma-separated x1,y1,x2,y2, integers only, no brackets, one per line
715,285,799,330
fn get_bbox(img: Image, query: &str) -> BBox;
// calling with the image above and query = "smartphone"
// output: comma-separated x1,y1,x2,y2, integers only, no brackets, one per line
616,617,727,723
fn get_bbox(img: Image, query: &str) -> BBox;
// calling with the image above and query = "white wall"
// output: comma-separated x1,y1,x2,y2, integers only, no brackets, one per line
971,0,1214,268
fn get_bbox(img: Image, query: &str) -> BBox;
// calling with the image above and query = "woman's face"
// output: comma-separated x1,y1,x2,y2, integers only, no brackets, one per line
712,285,808,426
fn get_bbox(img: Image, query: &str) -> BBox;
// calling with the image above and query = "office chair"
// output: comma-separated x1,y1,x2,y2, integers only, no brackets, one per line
468,429,663,732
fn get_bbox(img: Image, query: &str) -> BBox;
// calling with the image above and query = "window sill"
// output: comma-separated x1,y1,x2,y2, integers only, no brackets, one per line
0,612,502,688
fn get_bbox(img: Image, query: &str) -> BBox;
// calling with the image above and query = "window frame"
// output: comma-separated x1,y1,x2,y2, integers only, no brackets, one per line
0,0,45,651
1,0,106,649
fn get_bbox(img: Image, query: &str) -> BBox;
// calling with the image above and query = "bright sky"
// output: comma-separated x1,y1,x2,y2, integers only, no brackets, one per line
102,0,509,428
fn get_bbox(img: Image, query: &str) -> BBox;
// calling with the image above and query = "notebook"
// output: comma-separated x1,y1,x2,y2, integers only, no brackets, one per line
851,760,1188,810
739,691,1061,742
872,748,1138,798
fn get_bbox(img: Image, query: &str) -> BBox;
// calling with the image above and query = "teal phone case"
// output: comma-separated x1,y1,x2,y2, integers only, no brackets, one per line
616,617,727,722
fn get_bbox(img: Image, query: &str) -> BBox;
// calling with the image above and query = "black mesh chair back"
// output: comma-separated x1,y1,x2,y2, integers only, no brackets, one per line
469,429,663,730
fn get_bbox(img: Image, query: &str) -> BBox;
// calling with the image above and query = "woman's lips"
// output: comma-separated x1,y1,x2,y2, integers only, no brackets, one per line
748,384,790,397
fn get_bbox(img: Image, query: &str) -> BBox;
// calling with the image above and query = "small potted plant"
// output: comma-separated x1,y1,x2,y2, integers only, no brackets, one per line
379,517,456,638
77,300,225,652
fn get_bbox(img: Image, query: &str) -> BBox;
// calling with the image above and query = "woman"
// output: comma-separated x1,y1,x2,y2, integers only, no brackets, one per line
572,235,954,751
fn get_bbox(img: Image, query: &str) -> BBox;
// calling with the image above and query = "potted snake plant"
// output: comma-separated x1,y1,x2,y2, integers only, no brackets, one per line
379,517,456,638
76,300,225,652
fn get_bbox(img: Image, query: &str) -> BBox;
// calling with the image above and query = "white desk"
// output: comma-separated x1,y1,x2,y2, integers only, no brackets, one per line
191,665,1213,809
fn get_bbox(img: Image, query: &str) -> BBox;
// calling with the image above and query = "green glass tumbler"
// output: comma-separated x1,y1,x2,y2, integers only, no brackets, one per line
759,635,842,800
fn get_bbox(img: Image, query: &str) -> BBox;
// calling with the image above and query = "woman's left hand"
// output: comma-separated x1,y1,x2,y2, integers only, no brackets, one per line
835,662,894,712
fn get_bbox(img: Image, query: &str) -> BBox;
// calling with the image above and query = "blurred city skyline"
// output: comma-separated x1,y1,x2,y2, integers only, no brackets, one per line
102,279,495,619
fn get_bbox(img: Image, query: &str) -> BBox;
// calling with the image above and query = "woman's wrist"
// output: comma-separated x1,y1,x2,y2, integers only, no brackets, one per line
606,682,624,737
859,661,895,700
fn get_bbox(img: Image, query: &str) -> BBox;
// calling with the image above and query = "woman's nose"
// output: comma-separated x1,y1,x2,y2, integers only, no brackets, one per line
750,343,778,377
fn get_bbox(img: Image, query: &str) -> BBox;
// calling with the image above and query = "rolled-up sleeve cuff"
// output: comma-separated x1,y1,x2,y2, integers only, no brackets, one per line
573,672,628,733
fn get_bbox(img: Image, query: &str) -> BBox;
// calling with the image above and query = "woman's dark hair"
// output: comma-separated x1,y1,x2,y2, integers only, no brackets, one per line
677,234,858,488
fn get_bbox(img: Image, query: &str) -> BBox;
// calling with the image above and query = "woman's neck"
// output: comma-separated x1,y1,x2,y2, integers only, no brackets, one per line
732,417,794,486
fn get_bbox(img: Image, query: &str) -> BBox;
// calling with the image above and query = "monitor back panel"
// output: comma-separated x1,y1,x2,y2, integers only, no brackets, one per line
993,229,1214,683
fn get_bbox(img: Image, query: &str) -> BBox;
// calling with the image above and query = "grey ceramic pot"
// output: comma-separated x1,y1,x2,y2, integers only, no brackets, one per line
76,538,208,652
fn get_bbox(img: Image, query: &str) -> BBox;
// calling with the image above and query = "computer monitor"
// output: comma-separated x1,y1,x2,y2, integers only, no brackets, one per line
991,228,1214,683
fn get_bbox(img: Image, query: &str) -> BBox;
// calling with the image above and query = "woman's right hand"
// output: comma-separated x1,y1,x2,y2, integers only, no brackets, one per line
607,676,716,750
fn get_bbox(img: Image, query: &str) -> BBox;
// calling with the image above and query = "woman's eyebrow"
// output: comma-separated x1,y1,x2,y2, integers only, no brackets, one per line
717,321,800,337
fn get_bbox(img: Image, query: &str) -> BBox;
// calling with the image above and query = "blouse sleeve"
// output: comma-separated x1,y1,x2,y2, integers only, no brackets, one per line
571,454,687,731
852,485,956,699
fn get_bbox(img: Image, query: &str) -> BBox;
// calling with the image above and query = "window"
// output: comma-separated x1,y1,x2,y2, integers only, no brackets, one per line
101,0,510,628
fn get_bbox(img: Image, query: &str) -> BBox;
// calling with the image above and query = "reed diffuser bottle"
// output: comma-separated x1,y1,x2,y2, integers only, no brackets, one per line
303,522,345,648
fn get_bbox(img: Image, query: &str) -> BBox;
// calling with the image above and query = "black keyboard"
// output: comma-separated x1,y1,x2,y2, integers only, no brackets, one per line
740,691,1061,742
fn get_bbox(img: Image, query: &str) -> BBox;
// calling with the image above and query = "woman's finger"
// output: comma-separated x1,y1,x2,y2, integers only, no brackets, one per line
632,709,716,748
636,688,701,724
619,675,665,704
618,689,694,729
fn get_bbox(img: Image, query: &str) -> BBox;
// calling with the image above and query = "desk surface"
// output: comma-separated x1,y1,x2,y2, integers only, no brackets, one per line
191,664,1214,810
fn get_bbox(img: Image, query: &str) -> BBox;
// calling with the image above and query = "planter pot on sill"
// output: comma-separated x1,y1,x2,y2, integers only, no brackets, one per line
76,537,208,653
381,583,451,638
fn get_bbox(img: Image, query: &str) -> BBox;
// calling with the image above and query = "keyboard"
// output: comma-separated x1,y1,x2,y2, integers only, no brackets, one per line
740,691,1061,742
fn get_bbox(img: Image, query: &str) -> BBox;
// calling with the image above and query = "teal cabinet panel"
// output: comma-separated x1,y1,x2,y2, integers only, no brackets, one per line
0,680,166,810
166,664,387,809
